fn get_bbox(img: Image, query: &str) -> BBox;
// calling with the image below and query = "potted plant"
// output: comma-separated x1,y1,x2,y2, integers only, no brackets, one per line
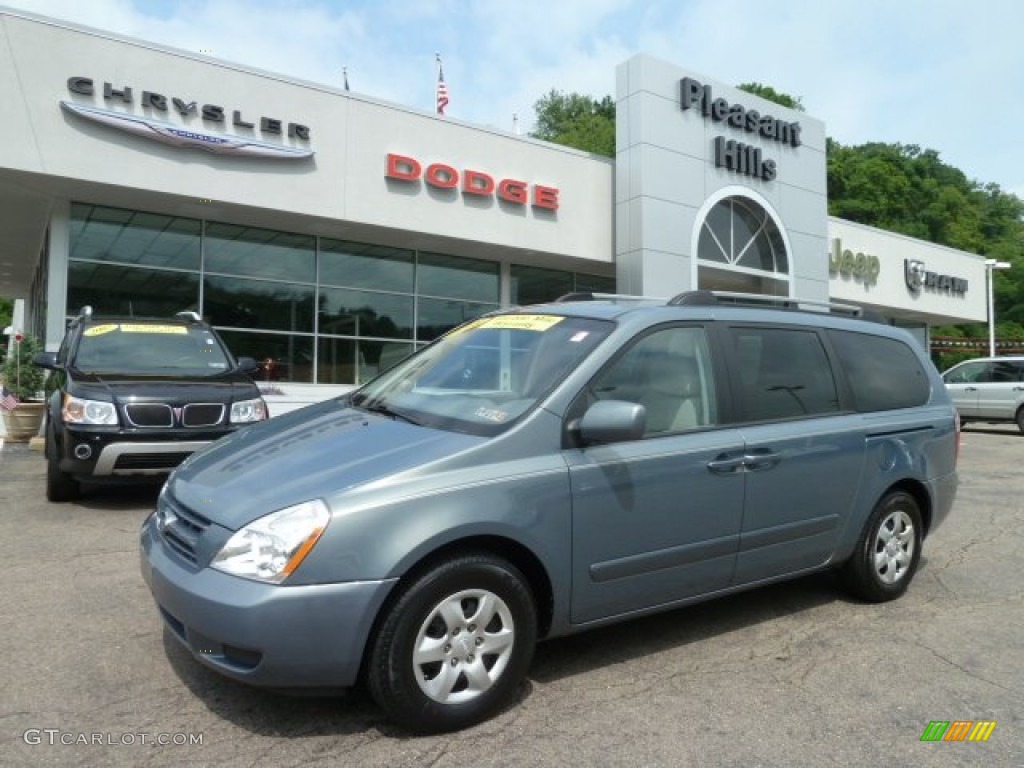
1,333,47,441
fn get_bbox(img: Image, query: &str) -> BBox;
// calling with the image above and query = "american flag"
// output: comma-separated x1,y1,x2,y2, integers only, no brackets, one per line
436,59,449,115
0,388,18,411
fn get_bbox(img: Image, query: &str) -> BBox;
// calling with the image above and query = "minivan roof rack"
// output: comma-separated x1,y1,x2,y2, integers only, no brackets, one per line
667,290,887,322
555,292,666,303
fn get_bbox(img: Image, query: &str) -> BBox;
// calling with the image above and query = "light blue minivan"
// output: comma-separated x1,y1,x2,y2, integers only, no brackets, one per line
140,292,959,732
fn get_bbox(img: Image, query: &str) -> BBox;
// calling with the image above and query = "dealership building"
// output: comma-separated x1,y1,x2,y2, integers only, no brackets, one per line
0,7,987,400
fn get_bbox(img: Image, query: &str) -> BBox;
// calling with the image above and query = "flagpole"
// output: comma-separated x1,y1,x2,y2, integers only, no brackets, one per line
435,52,441,113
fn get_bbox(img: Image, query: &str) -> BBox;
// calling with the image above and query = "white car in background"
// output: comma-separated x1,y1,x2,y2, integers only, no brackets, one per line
942,356,1024,432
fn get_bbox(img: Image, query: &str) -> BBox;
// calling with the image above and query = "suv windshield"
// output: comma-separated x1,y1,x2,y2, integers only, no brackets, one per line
352,313,613,436
73,322,233,376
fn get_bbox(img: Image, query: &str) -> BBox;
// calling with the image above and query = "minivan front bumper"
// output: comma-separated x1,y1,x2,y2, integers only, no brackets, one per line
140,515,397,688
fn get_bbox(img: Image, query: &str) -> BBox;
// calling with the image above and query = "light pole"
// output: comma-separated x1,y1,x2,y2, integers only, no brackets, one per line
985,258,1011,357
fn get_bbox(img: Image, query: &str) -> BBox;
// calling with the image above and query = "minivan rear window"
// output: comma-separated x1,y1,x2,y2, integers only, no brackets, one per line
828,330,930,411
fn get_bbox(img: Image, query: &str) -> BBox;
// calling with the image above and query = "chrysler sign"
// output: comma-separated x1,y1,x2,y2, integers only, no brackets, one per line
62,76,313,160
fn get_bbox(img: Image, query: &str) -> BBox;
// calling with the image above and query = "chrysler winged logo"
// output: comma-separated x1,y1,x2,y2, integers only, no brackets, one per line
60,101,314,160
905,259,926,294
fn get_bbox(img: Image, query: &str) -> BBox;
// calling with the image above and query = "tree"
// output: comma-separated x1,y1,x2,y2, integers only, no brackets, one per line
0,296,11,332
736,82,805,112
531,90,615,157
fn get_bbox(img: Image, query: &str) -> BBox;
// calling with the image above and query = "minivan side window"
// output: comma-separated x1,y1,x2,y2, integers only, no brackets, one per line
828,329,930,411
728,327,839,421
588,326,717,436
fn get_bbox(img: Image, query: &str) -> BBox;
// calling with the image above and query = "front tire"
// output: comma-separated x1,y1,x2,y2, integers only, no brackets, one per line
45,428,80,502
842,491,922,602
1015,408,1024,434
367,553,537,733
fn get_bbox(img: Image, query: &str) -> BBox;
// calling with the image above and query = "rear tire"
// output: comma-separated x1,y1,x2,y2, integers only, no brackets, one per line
1016,408,1024,434
367,553,536,733
45,430,80,502
842,491,922,602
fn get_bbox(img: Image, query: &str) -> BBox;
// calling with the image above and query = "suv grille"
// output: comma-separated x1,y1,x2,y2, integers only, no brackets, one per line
124,402,226,428
156,496,212,564
182,403,225,427
114,452,192,471
125,403,173,427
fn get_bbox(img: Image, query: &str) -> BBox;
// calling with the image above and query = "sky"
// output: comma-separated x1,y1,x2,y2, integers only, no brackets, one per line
4,0,1024,198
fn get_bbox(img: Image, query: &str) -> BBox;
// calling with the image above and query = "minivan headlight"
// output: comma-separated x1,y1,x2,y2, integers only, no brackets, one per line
230,397,268,424
62,394,118,425
211,499,329,583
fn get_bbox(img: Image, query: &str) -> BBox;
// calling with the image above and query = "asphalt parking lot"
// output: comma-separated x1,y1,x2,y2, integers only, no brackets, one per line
1,426,1021,768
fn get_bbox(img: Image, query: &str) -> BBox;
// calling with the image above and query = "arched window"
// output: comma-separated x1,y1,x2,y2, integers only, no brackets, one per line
696,196,790,296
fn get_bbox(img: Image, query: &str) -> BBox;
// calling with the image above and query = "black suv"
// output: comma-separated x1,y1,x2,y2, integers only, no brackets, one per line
35,308,267,501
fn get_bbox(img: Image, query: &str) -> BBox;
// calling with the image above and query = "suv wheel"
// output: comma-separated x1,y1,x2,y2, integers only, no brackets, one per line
45,430,80,503
842,491,922,602
1016,408,1024,434
367,553,536,733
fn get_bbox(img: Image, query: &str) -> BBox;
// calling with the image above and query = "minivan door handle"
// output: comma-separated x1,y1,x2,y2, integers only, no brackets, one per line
707,454,746,475
743,450,781,472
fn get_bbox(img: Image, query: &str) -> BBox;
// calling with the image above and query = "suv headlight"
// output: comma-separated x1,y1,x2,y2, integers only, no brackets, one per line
211,499,329,583
230,397,268,424
62,394,118,425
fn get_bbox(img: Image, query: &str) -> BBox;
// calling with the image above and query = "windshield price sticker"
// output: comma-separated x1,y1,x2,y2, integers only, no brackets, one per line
476,315,564,332
83,324,118,337
119,324,188,334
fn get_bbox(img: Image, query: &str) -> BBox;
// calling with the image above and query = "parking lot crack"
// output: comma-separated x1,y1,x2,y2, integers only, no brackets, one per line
911,639,1013,693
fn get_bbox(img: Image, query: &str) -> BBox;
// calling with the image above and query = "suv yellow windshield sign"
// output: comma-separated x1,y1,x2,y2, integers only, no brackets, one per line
119,324,188,335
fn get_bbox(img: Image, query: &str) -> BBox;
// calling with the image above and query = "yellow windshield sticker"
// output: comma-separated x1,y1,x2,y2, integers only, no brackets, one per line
83,324,118,337
119,324,188,334
474,314,564,332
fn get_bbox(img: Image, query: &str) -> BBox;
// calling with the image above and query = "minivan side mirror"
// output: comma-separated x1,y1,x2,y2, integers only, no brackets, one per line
578,400,646,445
33,351,59,370
236,356,260,375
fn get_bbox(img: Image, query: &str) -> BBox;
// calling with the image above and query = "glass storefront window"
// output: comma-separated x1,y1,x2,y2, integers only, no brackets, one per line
216,329,315,384
320,239,414,292
67,262,200,317
418,252,499,303
205,222,315,283
317,337,414,385
511,265,574,306
65,202,609,384
70,204,201,270
318,287,413,339
204,275,315,333
417,298,497,342
573,273,616,294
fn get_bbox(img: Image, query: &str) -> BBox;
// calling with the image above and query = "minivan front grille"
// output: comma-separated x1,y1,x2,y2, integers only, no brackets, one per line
157,496,212,564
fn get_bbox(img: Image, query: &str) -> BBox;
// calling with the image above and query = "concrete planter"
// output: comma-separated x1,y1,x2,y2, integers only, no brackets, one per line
2,401,46,442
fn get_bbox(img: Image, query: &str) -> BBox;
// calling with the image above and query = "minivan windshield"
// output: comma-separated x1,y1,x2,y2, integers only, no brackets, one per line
351,313,613,436
74,322,234,376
